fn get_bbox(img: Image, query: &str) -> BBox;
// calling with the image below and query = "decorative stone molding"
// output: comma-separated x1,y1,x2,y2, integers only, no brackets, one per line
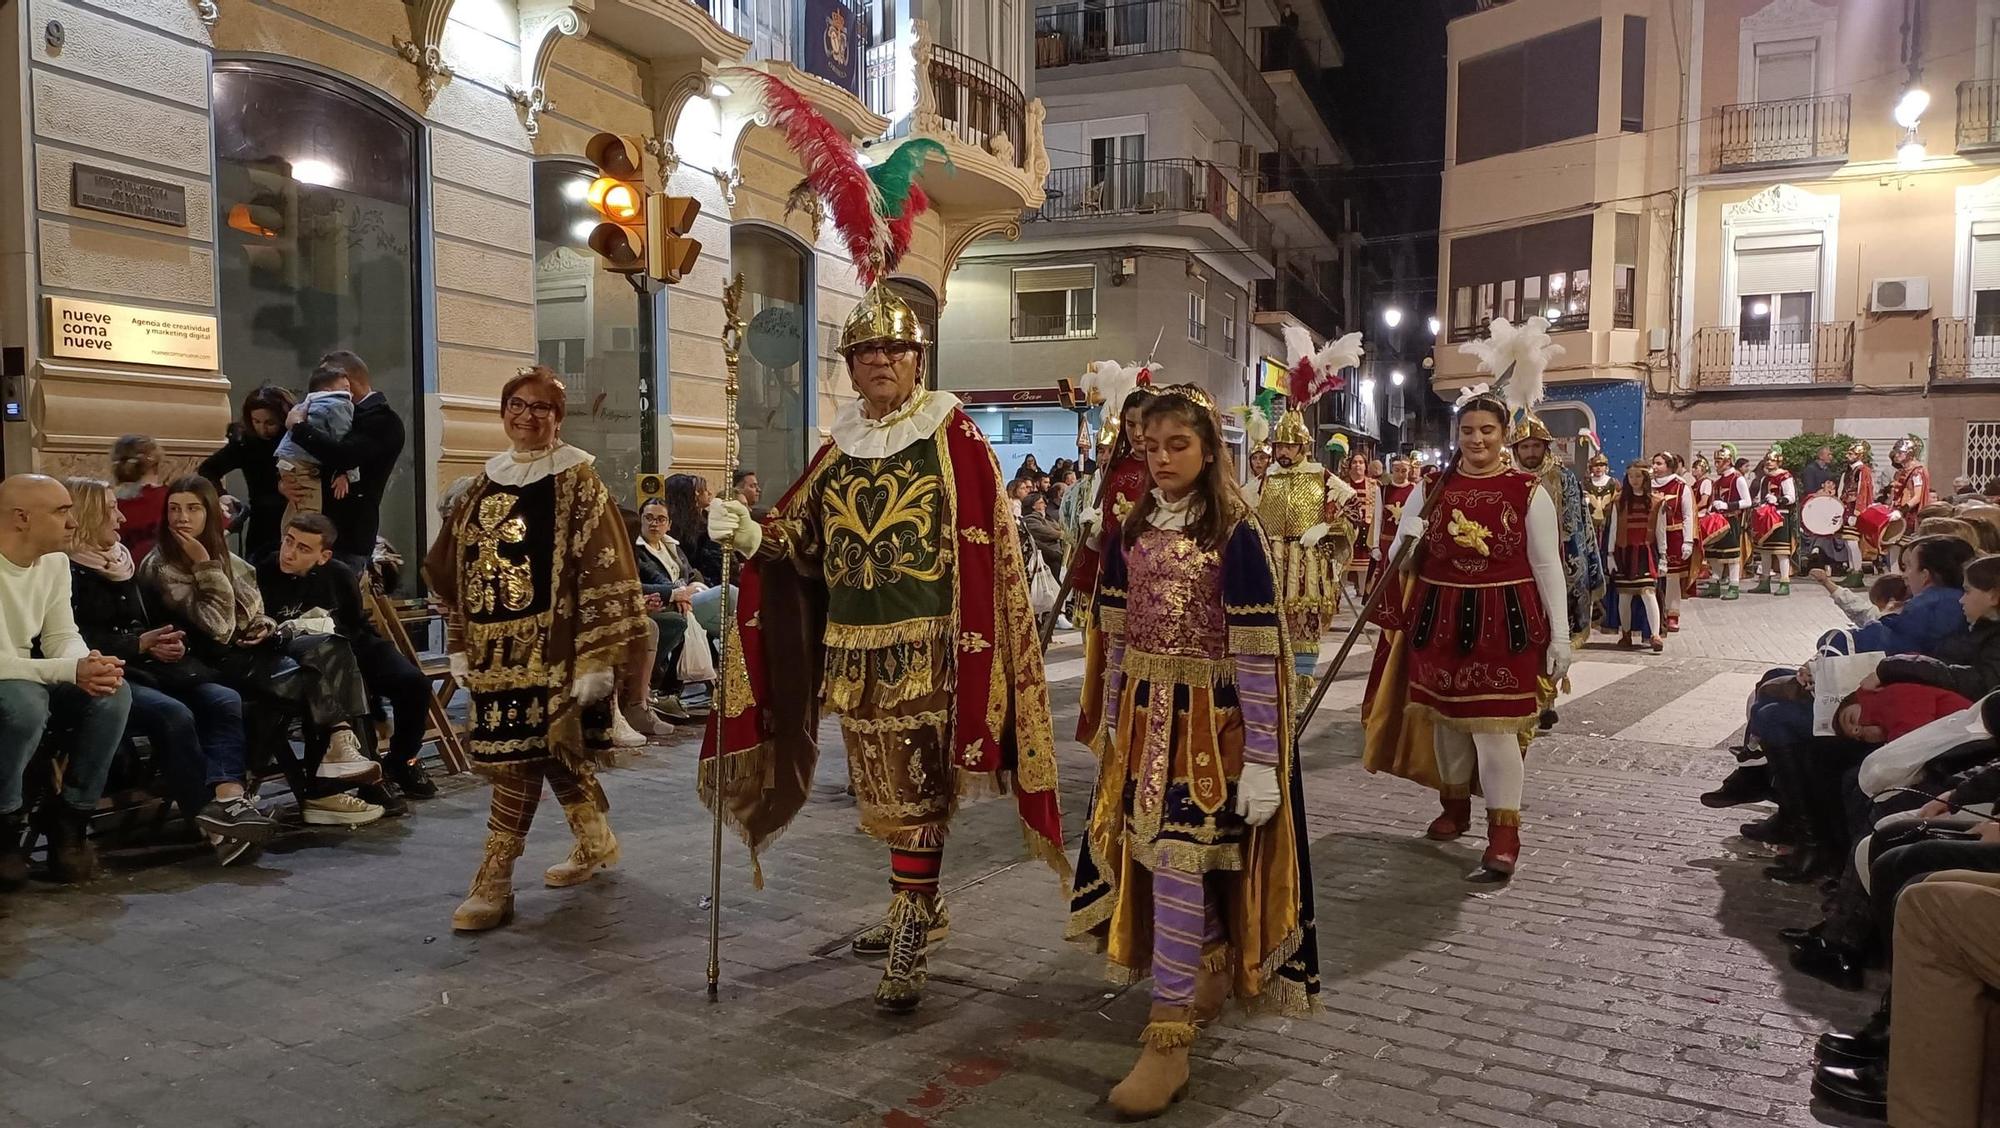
1023,98,1050,198
1742,0,1837,33
191,0,219,26
795,191,825,242
1718,183,1839,325
910,21,942,135
714,165,742,207
396,0,456,103
512,2,592,138
645,136,681,179
1724,182,1836,221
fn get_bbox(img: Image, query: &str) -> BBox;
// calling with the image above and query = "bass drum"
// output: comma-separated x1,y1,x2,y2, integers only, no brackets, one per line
1856,504,1905,553
1800,494,1846,537
1751,504,1786,542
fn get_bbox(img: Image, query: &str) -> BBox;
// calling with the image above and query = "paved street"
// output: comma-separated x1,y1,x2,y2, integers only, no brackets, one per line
0,587,1886,1128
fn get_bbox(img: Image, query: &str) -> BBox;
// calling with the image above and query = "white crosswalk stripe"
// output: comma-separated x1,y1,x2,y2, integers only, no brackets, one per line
1556,660,1643,704
1612,671,1764,748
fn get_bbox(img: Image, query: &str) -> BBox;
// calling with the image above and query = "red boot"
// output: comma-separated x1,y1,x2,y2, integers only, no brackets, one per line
1481,822,1520,876
1426,797,1472,841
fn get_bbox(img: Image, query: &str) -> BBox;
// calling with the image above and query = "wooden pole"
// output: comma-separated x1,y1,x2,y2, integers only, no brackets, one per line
707,273,746,1000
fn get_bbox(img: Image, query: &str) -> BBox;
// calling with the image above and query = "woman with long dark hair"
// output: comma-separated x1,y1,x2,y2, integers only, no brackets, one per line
663,473,722,586
1067,386,1155,743
200,384,296,563
1609,461,1668,652
1068,385,1318,1117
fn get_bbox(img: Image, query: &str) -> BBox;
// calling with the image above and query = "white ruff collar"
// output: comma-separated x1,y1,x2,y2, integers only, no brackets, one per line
485,443,593,487
1147,488,1199,531
829,389,962,459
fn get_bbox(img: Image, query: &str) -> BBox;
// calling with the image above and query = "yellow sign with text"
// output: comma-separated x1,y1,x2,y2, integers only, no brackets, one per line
45,296,219,371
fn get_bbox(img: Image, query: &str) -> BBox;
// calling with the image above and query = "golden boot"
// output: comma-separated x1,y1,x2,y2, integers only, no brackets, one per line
452,830,525,931
1107,1004,1196,1119
873,891,940,1013
544,800,620,888
1190,945,1233,1026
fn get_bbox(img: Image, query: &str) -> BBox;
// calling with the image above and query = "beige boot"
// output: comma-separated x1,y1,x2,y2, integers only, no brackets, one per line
1189,945,1233,1026
452,831,524,931
1107,1004,1196,1119
544,802,620,888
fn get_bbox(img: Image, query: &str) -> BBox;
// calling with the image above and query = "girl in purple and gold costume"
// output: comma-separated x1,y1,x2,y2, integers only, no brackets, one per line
1067,385,1319,1120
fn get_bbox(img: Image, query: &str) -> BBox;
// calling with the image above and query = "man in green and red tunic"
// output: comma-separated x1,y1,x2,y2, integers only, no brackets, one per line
704,285,1066,1013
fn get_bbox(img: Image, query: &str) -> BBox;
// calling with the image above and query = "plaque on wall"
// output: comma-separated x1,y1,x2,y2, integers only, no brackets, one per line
70,164,188,227
45,296,218,371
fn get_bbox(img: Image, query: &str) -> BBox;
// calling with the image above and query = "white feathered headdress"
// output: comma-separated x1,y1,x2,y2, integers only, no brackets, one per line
1282,326,1365,407
1457,315,1562,419
1081,358,1161,411
1226,404,1271,448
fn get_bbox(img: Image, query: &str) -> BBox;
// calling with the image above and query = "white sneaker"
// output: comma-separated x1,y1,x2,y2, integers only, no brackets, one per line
325,727,368,763
609,709,648,749
303,793,385,827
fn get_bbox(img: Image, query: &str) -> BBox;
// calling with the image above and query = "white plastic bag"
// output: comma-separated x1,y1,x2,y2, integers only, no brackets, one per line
1857,690,1998,797
677,610,718,683
1028,549,1060,616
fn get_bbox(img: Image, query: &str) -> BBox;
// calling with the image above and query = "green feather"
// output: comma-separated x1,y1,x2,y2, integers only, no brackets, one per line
868,138,951,218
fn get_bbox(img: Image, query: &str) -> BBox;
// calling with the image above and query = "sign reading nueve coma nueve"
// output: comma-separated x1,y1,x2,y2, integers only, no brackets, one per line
45,297,219,371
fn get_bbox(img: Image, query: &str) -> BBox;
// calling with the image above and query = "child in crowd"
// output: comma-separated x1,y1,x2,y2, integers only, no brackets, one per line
273,364,358,522
1812,570,1909,628
1834,684,1974,745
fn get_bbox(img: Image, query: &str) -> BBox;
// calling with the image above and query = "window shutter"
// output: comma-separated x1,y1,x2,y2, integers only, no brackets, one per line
1973,235,2000,292
1014,265,1095,293
1735,246,1819,295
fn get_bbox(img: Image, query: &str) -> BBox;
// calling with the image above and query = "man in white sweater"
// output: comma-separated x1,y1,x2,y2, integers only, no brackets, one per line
0,475,129,889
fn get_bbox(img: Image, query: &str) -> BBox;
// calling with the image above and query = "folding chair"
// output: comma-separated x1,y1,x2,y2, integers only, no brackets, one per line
362,581,471,775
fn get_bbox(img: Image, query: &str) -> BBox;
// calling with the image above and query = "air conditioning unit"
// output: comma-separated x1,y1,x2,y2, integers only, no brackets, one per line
1870,276,1931,313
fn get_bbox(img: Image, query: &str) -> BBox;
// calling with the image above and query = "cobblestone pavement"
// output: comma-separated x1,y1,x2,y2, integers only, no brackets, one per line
0,586,1887,1128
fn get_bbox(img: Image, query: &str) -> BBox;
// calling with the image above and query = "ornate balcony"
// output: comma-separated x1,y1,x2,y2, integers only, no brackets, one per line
1033,159,1274,263
1957,80,2000,154
1692,322,1854,388
1710,94,1850,173
1032,0,1278,140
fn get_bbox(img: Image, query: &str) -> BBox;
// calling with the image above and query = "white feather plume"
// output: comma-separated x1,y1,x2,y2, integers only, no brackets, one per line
1081,359,1139,409
1457,315,1561,416
1313,331,1365,378
1281,325,1316,365
1227,405,1271,447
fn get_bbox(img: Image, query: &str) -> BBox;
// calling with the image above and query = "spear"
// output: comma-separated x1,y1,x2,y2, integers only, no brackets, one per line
708,272,747,1000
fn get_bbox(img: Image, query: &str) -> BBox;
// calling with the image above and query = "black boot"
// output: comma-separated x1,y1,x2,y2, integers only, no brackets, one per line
1789,935,1867,990
1739,811,1797,845
1701,764,1772,808
1817,997,1890,1064
0,808,31,891
1810,1061,1886,1120
1765,843,1840,884
1779,921,1825,946
45,804,100,884
388,757,438,800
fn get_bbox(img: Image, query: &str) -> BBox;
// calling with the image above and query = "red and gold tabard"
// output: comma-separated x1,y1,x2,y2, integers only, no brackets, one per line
1892,461,1930,514
1840,461,1875,535
1654,477,1690,577
1377,481,1416,559
1343,474,1375,578
1609,489,1663,591
1397,467,1550,731
1072,453,1150,743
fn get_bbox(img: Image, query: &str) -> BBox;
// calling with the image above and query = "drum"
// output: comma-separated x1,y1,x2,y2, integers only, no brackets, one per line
1856,504,1905,552
1800,494,1846,537
1698,512,1730,544
1751,504,1786,542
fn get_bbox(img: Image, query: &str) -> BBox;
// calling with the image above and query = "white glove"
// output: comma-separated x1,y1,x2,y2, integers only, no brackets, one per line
1235,763,1281,827
1298,523,1331,550
1079,510,1104,550
1370,547,1382,562
448,652,470,680
1711,500,1728,513
575,669,614,707
1545,638,1572,681
1403,516,1427,544
707,498,762,557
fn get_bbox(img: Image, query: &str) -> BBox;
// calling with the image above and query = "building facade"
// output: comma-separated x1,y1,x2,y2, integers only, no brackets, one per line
935,0,1357,471
1440,0,2000,484
0,0,1046,570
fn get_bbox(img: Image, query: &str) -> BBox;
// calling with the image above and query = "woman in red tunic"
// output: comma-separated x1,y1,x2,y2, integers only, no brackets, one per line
1389,391,1572,878
1608,462,1668,652
1070,387,1155,743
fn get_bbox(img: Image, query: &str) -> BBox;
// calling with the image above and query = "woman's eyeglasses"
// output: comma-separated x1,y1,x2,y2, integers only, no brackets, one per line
504,397,557,419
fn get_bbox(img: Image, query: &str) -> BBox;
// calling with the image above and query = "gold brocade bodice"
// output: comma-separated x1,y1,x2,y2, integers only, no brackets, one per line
1257,464,1330,540
814,438,953,637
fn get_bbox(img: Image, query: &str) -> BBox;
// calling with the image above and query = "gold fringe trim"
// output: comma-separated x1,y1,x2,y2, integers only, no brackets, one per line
1438,782,1473,800
1122,650,1236,689
1200,945,1234,973
1487,807,1521,827
839,709,950,735
1227,626,1283,656
1140,1021,1199,1050
822,616,952,650
1127,837,1245,874
1022,822,1075,883
465,617,548,645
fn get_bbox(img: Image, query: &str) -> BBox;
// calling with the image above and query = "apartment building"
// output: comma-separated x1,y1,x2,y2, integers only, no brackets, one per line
0,0,1045,580
1439,0,2000,483
935,0,1361,471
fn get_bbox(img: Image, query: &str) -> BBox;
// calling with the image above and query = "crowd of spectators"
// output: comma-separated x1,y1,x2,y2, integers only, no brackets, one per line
0,349,439,886
1699,497,2000,1125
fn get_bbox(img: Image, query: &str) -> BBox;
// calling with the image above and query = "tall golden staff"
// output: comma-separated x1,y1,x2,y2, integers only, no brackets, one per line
708,272,746,1000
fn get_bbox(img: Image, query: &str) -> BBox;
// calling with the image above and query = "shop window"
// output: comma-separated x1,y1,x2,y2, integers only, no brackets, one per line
213,62,421,584
1013,265,1096,339
734,226,813,492
532,161,654,503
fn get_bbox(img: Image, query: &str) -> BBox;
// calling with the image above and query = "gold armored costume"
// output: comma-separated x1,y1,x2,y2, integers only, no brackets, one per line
1256,430,1353,692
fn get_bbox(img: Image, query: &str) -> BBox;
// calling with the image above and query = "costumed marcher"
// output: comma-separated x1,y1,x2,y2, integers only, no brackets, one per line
1508,414,1602,733
1259,328,1363,703
1067,384,1319,1118
1582,452,1619,538
1702,443,1752,600
1071,367,1158,744
1888,436,1931,555
1342,450,1377,600
1750,449,1799,595
700,71,1064,1014
1373,454,1418,579
1246,446,1272,492
1838,441,1876,588
1361,317,1574,881
1652,452,1695,628
1609,461,1668,652
1689,457,1715,591
425,367,650,932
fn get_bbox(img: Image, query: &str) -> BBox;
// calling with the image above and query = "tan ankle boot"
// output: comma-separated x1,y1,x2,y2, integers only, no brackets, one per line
544,801,620,888
453,831,524,931
1107,1004,1196,1119
1190,945,1232,1026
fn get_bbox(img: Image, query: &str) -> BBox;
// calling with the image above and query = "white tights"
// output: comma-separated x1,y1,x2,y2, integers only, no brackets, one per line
1622,589,1662,637
1717,558,1743,587
1761,553,1792,582
1434,727,1526,812
1661,581,1683,617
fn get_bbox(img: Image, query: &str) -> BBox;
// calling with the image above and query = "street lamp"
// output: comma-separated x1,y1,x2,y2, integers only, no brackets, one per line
1382,307,1404,329
1894,85,1930,129
1391,368,1406,386
1898,130,1927,169
1427,316,1440,336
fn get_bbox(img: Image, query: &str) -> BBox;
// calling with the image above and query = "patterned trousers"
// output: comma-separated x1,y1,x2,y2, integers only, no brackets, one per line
485,760,602,837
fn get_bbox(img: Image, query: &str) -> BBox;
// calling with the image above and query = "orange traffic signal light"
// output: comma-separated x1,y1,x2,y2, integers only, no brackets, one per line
584,132,648,274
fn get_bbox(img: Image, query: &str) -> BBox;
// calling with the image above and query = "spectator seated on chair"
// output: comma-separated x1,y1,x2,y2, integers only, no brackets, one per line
63,477,276,866
257,512,437,801
0,474,132,889
139,476,384,828
632,497,723,720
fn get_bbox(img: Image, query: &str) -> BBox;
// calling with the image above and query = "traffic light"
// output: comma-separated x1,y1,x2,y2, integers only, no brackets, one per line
584,133,648,274
226,156,299,289
648,193,701,284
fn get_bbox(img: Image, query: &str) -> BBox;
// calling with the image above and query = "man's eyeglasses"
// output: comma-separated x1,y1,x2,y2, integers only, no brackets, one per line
851,343,919,362
504,397,557,419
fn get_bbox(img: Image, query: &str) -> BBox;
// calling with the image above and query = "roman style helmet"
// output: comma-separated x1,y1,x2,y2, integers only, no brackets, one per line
1892,435,1924,461
1716,442,1738,465
1272,409,1314,447
1849,439,1872,462
840,287,927,354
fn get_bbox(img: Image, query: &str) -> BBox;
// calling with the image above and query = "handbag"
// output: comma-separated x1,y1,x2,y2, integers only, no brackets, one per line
676,609,718,683
1028,546,1060,616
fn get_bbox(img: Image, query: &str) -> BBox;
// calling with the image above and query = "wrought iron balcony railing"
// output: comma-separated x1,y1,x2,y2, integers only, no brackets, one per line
1957,80,2000,154
1930,316,2000,380
1692,322,1854,388
1711,94,1850,172
1033,0,1278,136
922,44,1028,168
1034,159,1275,261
